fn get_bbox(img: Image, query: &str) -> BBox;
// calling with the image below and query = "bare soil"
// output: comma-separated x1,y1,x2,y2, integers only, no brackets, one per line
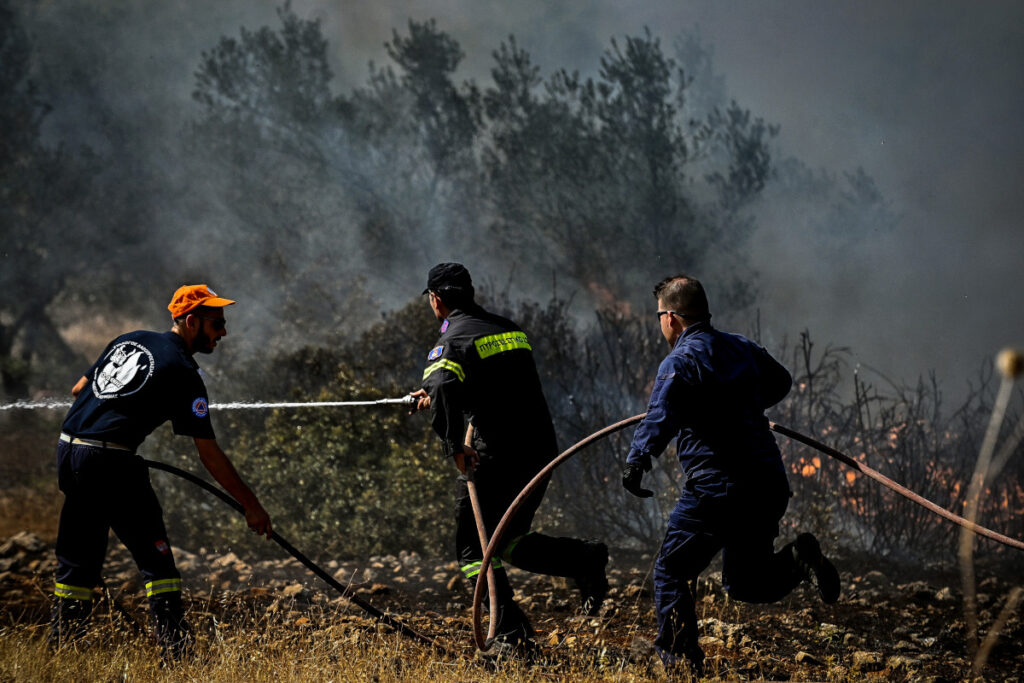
2,523,1021,681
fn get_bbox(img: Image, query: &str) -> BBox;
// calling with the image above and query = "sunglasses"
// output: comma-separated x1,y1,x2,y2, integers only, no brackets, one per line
193,314,226,331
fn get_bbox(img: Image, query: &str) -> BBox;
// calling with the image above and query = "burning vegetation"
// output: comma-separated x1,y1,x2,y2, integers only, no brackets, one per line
2,299,1022,680
2,2,1023,680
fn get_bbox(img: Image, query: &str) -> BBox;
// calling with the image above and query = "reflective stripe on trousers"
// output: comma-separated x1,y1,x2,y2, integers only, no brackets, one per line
146,578,183,597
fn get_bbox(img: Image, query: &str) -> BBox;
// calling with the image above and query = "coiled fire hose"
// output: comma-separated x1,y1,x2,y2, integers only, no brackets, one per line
145,460,453,656
470,414,1024,651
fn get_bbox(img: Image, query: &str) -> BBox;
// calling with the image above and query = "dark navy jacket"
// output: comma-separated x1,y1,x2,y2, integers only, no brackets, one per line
62,330,215,450
420,305,558,464
626,321,792,485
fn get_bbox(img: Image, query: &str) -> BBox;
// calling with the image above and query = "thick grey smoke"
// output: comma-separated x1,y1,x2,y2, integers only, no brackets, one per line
12,0,1024,400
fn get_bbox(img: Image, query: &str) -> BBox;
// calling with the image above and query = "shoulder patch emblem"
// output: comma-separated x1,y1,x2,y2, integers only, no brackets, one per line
191,397,209,418
427,345,444,361
92,340,155,399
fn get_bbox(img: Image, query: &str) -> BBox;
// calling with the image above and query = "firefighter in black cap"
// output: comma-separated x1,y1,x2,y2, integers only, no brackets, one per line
410,263,609,654
50,284,272,660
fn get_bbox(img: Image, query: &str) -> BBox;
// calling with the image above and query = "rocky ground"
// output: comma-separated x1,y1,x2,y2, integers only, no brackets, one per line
1,530,1022,681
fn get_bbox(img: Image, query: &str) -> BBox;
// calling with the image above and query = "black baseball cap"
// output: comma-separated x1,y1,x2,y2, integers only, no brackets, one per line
423,263,473,294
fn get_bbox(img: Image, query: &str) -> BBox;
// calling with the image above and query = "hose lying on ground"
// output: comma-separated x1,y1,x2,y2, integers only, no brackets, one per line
470,414,1024,651
145,460,452,656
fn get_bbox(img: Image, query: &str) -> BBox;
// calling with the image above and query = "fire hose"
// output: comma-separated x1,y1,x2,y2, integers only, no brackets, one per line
461,425,502,645
470,413,1024,651
144,459,453,657
37,394,1021,654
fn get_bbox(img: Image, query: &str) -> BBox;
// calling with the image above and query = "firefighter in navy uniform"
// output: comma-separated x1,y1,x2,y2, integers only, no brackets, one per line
622,274,840,675
410,263,609,653
50,284,272,659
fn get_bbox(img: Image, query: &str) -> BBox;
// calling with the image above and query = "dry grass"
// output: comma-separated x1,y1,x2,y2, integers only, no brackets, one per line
4,549,1022,682
0,608,684,683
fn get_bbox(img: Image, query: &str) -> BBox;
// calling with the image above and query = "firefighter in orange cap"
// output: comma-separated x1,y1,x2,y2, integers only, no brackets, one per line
50,284,272,660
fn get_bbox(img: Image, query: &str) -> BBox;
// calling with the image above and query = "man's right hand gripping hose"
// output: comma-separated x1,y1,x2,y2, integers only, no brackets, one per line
621,462,654,498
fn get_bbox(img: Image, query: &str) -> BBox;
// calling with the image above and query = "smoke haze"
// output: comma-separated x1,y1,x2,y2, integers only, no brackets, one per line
9,0,1024,400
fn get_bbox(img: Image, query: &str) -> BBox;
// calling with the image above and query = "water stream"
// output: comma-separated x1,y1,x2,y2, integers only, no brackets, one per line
0,396,414,411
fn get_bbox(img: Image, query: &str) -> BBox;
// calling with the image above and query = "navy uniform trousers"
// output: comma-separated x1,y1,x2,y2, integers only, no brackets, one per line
52,440,186,649
654,467,802,659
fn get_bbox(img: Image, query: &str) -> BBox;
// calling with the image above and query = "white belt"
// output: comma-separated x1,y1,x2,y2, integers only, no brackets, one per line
60,432,134,453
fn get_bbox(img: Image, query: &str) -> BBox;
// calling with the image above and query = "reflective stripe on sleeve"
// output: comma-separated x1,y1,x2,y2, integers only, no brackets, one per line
460,558,503,579
423,359,465,382
145,578,182,597
54,582,93,601
474,332,532,359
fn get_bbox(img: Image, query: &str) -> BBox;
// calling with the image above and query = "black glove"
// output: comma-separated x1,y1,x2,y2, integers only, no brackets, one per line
622,462,654,498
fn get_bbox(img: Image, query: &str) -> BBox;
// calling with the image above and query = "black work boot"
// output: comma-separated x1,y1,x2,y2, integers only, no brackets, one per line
495,599,535,641
656,643,705,679
149,593,194,663
49,597,92,649
791,533,840,604
573,541,610,616
480,600,539,664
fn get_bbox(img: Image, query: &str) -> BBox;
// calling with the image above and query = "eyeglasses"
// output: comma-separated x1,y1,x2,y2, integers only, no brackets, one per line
193,315,226,331
656,310,680,320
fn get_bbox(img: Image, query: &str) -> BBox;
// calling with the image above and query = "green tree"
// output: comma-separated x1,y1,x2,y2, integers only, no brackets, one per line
482,29,773,310
384,19,480,180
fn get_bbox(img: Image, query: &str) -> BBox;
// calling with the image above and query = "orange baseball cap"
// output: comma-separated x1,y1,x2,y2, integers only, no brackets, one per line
168,284,236,318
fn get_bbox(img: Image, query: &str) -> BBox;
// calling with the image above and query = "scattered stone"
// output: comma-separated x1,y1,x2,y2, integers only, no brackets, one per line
0,530,1022,680
818,622,843,638
175,549,199,572
211,551,240,568
282,583,309,599
622,584,648,599
398,550,421,567
0,531,46,555
332,566,358,584
887,654,922,671
700,617,744,639
861,570,892,587
852,651,883,671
